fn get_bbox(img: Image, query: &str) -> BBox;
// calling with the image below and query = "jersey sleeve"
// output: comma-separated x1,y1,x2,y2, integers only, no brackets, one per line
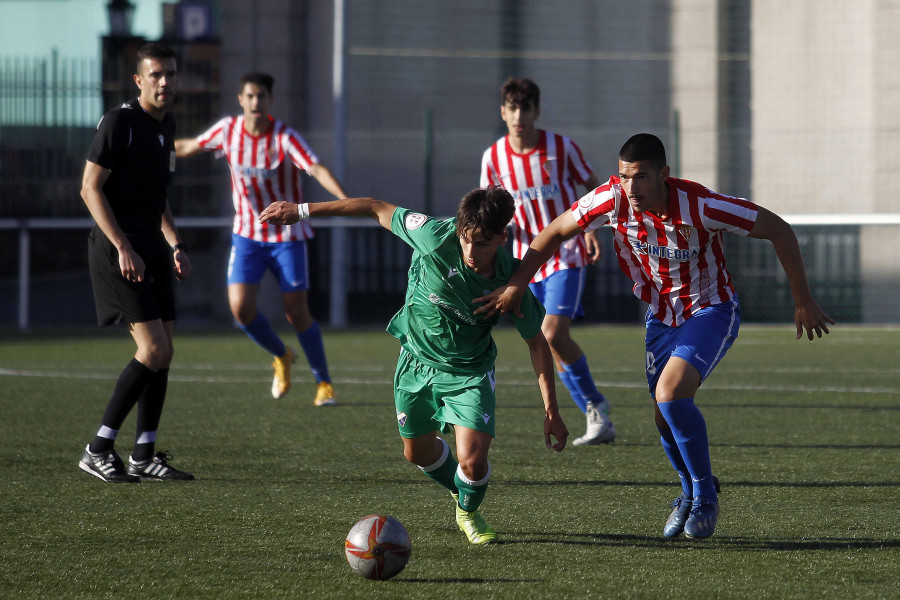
283,127,320,172
512,289,546,340
700,191,759,237
390,207,451,254
570,177,618,233
480,146,500,188
86,111,128,171
564,137,593,185
196,117,231,152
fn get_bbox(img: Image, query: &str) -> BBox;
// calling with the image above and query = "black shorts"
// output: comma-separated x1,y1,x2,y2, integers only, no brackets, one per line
88,226,176,327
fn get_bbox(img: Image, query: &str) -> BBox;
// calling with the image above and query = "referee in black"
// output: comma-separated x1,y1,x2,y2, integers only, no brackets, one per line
78,42,194,482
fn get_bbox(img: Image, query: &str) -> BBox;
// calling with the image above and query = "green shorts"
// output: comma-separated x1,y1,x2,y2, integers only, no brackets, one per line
393,349,497,439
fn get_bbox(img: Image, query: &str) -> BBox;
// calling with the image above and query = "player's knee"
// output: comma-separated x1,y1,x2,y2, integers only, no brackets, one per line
402,440,431,466
231,306,255,326
654,387,678,404
457,455,489,481
285,307,312,330
541,323,573,354
141,342,173,370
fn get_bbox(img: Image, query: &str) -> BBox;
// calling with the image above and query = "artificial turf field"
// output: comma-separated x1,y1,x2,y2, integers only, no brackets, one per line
1,324,897,599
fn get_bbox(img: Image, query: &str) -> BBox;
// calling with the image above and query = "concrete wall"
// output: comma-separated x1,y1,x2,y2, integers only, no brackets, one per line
751,0,900,321
671,0,720,187
752,1,876,213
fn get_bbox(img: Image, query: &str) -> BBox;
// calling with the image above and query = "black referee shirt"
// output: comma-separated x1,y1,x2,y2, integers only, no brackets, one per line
86,98,176,234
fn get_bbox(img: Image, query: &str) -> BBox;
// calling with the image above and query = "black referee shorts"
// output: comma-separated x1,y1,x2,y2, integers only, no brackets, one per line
88,226,176,327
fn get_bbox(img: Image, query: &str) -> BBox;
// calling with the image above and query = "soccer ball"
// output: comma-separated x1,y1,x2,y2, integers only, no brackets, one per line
344,514,412,580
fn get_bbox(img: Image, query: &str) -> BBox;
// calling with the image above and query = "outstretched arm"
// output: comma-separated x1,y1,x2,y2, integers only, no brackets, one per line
474,209,584,317
525,332,568,452
306,163,349,199
174,138,204,158
259,197,397,231
749,206,835,340
582,175,603,263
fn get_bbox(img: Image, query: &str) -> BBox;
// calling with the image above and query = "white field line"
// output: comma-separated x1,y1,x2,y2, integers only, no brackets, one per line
0,367,897,395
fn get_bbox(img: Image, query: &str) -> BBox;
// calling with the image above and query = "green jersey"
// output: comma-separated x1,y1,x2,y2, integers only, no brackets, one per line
386,207,545,375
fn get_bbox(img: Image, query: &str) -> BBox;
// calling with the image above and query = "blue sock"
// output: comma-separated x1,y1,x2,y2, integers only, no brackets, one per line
658,426,692,497
657,398,717,501
297,321,330,383
557,369,587,413
561,354,605,412
239,313,286,357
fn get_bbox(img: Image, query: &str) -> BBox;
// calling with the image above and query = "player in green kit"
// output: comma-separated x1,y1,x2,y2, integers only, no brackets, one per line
259,187,569,544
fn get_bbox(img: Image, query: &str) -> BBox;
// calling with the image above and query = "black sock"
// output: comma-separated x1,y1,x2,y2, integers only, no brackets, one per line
132,368,169,461
89,358,154,453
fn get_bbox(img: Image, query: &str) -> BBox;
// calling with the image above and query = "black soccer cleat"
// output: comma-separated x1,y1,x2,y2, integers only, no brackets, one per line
78,445,141,483
127,451,195,481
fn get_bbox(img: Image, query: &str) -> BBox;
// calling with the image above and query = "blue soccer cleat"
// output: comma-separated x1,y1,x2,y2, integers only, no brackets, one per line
663,476,721,538
663,493,693,538
684,499,720,539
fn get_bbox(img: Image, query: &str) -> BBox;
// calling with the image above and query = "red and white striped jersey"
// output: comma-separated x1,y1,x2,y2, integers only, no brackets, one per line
571,176,759,326
196,115,318,242
480,130,593,282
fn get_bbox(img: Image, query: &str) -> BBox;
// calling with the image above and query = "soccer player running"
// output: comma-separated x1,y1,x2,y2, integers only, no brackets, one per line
476,133,834,539
175,73,347,406
78,42,194,482
481,77,615,446
258,187,569,544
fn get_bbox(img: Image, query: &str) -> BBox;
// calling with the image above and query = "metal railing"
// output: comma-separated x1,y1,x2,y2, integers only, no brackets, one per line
0,216,388,330
4,214,900,330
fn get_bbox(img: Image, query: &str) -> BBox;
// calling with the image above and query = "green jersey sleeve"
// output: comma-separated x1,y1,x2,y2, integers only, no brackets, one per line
390,208,454,254
512,290,545,341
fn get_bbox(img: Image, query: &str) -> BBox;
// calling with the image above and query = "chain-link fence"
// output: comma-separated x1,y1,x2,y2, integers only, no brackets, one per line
2,1,896,328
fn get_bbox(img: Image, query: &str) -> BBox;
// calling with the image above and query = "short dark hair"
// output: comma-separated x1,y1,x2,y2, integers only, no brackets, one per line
455,186,515,240
135,42,176,73
618,133,667,170
500,77,540,110
240,72,275,94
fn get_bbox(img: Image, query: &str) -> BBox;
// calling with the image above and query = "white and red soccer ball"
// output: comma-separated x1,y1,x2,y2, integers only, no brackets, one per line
344,514,411,580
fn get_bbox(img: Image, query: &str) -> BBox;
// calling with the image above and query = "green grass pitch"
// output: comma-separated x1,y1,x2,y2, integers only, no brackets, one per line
1,324,897,599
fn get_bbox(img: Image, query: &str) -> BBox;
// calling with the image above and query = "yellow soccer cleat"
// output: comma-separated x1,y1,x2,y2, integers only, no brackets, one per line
314,381,337,407
455,501,498,545
271,347,295,399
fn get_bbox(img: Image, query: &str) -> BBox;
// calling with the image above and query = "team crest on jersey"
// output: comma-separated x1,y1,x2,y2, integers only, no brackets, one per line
541,159,557,176
677,224,694,241
397,412,408,427
267,147,280,161
405,213,427,229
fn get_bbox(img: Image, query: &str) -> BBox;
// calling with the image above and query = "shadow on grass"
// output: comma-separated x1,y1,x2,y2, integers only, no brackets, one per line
705,402,900,411
499,531,900,551
501,479,900,489
312,477,900,490
711,442,900,450
403,577,542,584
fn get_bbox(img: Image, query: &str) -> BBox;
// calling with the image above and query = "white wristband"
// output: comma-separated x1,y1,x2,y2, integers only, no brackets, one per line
297,203,310,221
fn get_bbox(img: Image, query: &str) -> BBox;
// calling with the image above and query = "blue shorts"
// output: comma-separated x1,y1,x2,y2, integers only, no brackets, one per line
227,233,310,292
528,268,586,319
644,298,741,397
